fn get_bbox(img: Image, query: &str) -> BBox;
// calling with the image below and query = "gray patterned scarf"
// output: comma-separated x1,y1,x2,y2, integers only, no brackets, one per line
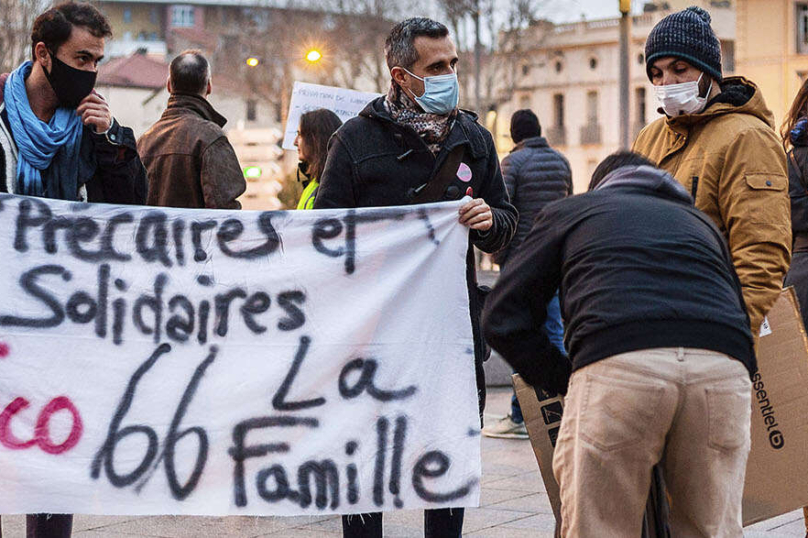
384,82,456,154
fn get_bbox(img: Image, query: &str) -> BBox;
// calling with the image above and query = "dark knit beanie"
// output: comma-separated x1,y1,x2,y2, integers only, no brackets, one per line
510,109,541,144
645,6,722,82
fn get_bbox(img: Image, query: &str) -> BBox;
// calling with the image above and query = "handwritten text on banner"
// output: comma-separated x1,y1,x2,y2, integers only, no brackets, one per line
0,195,481,516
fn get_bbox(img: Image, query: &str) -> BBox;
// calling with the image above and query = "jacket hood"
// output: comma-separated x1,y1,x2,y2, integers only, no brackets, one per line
165,93,227,128
665,76,775,130
596,165,693,204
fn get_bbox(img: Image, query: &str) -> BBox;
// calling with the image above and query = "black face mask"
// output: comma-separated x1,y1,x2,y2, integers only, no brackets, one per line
43,51,97,109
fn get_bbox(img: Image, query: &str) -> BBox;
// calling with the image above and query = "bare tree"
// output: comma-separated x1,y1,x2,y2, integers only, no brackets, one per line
0,0,47,73
206,0,409,122
435,0,548,113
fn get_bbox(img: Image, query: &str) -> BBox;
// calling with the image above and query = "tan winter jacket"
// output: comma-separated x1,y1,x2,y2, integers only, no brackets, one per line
633,77,791,333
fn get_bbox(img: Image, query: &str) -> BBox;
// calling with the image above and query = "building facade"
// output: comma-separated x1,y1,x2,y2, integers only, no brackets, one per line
493,0,735,193
736,0,808,131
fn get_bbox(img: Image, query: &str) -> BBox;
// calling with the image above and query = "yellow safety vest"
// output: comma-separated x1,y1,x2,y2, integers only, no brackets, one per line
296,180,319,210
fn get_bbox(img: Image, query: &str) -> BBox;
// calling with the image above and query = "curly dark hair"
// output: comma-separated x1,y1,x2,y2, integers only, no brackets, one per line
31,2,112,58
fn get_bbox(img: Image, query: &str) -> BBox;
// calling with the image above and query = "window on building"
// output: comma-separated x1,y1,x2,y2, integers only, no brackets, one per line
123,8,132,23
587,90,598,125
635,87,646,124
522,63,530,76
246,99,257,122
589,57,598,70
553,93,564,127
555,60,563,73
171,5,195,28
799,3,808,54
637,52,644,65
519,95,531,109
150,6,159,24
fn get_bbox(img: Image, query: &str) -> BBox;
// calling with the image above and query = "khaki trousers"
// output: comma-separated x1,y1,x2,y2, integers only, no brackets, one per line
552,348,751,537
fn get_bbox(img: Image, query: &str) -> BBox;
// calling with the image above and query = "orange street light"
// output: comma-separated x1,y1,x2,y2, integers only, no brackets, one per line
305,49,322,63
246,57,260,67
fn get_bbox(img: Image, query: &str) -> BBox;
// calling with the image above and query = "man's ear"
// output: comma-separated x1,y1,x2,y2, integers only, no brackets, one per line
166,76,172,94
34,42,50,70
206,79,211,97
390,66,408,87
699,72,713,97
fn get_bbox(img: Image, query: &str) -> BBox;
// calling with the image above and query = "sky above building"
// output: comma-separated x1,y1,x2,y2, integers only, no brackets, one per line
544,0,643,23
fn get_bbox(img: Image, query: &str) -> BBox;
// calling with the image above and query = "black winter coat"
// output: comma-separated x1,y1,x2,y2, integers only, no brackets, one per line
496,136,571,266
0,74,147,205
788,144,808,237
483,165,755,395
315,95,518,412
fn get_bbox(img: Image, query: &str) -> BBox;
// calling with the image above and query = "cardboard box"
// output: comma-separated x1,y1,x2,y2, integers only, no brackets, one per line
742,287,808,525
514,287,808,529
513,375,564,523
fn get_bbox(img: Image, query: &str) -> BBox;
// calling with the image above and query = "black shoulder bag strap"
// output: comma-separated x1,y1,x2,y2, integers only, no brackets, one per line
789,149,808,194
408,144,466,204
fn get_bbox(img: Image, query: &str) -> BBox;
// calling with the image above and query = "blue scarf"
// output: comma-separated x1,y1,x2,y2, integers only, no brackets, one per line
4,61,84,199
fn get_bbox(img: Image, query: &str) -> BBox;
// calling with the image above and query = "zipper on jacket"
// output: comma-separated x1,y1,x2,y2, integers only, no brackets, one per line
691,176,699,200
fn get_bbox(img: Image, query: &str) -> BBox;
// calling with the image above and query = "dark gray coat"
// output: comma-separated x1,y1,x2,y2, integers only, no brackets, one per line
495,136,572,266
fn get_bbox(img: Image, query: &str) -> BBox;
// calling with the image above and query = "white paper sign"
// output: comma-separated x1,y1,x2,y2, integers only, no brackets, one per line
282,81,381,150
0,195,481,516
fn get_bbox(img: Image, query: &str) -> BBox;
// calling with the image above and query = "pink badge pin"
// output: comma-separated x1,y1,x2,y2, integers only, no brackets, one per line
457,162,472,182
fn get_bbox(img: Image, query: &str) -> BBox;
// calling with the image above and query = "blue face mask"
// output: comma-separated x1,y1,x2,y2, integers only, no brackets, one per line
401,68,459,115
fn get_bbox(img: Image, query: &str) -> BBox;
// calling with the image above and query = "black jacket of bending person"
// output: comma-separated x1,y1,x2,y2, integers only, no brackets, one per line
482,165,756,396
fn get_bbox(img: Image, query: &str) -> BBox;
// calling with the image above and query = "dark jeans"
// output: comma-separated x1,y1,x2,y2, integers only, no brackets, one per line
0,514,72,538
342,508,464,538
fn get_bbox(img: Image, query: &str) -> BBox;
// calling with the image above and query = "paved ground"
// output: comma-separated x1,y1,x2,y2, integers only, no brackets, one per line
1,387,805,537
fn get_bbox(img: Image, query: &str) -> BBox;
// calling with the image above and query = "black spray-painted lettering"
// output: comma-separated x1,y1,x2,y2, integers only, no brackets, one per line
412,450,477,503
338,358,417,402
91,344,215,501
272,336,326,411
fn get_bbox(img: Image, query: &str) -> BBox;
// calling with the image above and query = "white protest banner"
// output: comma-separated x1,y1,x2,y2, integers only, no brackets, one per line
282,81,381,150
0,195,481,516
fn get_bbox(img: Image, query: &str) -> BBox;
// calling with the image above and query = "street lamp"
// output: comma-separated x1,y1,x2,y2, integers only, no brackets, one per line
618,0,631,148
246,57,260,67
305,49,322,63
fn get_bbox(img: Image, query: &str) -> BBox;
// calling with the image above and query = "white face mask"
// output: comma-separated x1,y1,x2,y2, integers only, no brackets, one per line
653,73,712,117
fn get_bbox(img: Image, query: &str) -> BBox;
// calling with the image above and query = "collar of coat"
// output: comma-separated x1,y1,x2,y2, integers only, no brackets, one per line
164,93,227,128
358,95,489,160
511,136,549,152
660,76,775,132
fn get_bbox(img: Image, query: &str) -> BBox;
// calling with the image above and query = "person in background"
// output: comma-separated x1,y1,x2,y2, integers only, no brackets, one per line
138,50,245,209
0,2,147,536
780,77,808,538
294,108,342,209
484,151,755,537
483,108,571,440
633,6,790,334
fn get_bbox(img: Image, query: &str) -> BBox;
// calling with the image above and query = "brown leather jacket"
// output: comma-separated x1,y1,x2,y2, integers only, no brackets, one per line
138,94,245,209
633,77,791,333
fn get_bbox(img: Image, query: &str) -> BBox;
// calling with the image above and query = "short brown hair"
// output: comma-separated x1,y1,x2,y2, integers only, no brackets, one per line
31,2,112,58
